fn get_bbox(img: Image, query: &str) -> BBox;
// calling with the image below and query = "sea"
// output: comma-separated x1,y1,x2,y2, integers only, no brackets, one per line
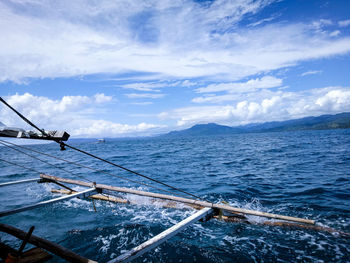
0,129,349,262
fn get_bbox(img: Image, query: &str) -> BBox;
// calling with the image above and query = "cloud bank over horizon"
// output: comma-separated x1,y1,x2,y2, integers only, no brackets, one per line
1,0,350,137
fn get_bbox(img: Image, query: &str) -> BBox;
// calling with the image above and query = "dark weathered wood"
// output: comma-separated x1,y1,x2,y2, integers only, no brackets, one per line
0,188,97,218
109,208,214,263
40,174,315,225
0,242,17,259
15,248,52,263
18,226,35,256
0,223,96,263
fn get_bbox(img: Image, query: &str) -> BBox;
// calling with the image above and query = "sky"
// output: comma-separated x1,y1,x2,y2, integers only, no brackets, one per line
0,0,350,137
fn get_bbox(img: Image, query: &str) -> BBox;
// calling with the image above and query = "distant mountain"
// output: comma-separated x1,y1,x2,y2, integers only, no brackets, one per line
0,121,4,126
244,112,350,132
165,123,242,137
161,112,350,137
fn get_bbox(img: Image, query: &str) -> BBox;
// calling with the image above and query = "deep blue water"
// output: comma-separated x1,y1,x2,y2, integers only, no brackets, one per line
0,129,349,262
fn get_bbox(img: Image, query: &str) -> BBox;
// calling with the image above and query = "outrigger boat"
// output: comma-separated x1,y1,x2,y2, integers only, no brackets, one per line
0,97,349,262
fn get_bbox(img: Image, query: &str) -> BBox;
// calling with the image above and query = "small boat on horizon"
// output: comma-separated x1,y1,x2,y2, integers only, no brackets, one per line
97,138,105,143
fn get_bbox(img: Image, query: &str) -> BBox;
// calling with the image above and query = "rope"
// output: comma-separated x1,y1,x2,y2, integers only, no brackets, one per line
62,142,205,201
0,97,49,137
0,141,92,183
0,96,207,202
0,157,43,174
0,139,189,198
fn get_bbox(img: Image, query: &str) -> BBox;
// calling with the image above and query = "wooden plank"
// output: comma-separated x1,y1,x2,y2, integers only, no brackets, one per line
51,189,129,204
0,188,97,218
108,207,213,263
52,188,350,236
51,188,203,210
16,247,52,263
0,223,96,263
0,178,38,187
40,174,315,225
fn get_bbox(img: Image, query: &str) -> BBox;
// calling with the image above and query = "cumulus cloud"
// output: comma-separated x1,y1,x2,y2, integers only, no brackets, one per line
160,87,350,127
72,120,162,137
94,93,113,103
1,1,350,83
0,93,162,137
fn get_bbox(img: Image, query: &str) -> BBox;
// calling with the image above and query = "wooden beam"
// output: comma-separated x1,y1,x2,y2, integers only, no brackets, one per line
0,178,38,187
0,188,97,218
0,223,96,263
108,207,213,263
40,174,315,225
52,188,350,237
51,189,129,204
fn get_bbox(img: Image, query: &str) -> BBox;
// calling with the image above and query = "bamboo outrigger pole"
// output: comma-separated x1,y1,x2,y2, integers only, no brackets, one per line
109,207,214,263
0,178,38,187
0,188,97,218
40,174,315,225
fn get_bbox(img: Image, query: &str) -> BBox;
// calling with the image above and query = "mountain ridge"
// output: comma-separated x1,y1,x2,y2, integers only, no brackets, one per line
161,112,350,137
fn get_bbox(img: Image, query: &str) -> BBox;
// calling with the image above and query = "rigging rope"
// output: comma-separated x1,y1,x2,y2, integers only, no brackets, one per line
0,156,43,174
0,139,190,198
61,142,205,201
0,140,92,183
0,97,49,137
0,96,207,202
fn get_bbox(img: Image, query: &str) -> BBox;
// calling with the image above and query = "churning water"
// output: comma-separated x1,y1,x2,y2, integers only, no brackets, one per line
0,129,349,262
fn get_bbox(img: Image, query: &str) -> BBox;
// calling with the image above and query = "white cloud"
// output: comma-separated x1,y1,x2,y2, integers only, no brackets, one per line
311,19,332,30
0,1,350,82
125,93,165,99
72,120,163,137
248,15,278,27
339,19,350,27
195,76,282,93
94,93,113,103
301,70,322,77
160,87,350,127
330,30,341,37
0,93,162,137
121,83,164,92
121,80,198,92
315,89,350,111
130,101,153,106
192,94,239,103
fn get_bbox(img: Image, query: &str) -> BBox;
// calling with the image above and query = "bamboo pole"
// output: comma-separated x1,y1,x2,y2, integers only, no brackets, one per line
0,178,38,187
52,188,350,237
51,189,202,209
40,174,315,225
0,223,97,263
0,188,97,218
51,189,129,204
108,208,214,263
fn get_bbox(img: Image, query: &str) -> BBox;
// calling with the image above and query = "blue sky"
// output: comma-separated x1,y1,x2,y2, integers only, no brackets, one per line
0,0,350,137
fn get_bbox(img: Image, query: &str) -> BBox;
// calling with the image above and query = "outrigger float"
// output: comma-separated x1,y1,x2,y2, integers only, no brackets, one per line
0,97,349,262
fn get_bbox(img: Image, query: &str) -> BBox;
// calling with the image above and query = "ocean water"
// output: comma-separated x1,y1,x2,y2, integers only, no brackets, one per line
0,129,349,262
